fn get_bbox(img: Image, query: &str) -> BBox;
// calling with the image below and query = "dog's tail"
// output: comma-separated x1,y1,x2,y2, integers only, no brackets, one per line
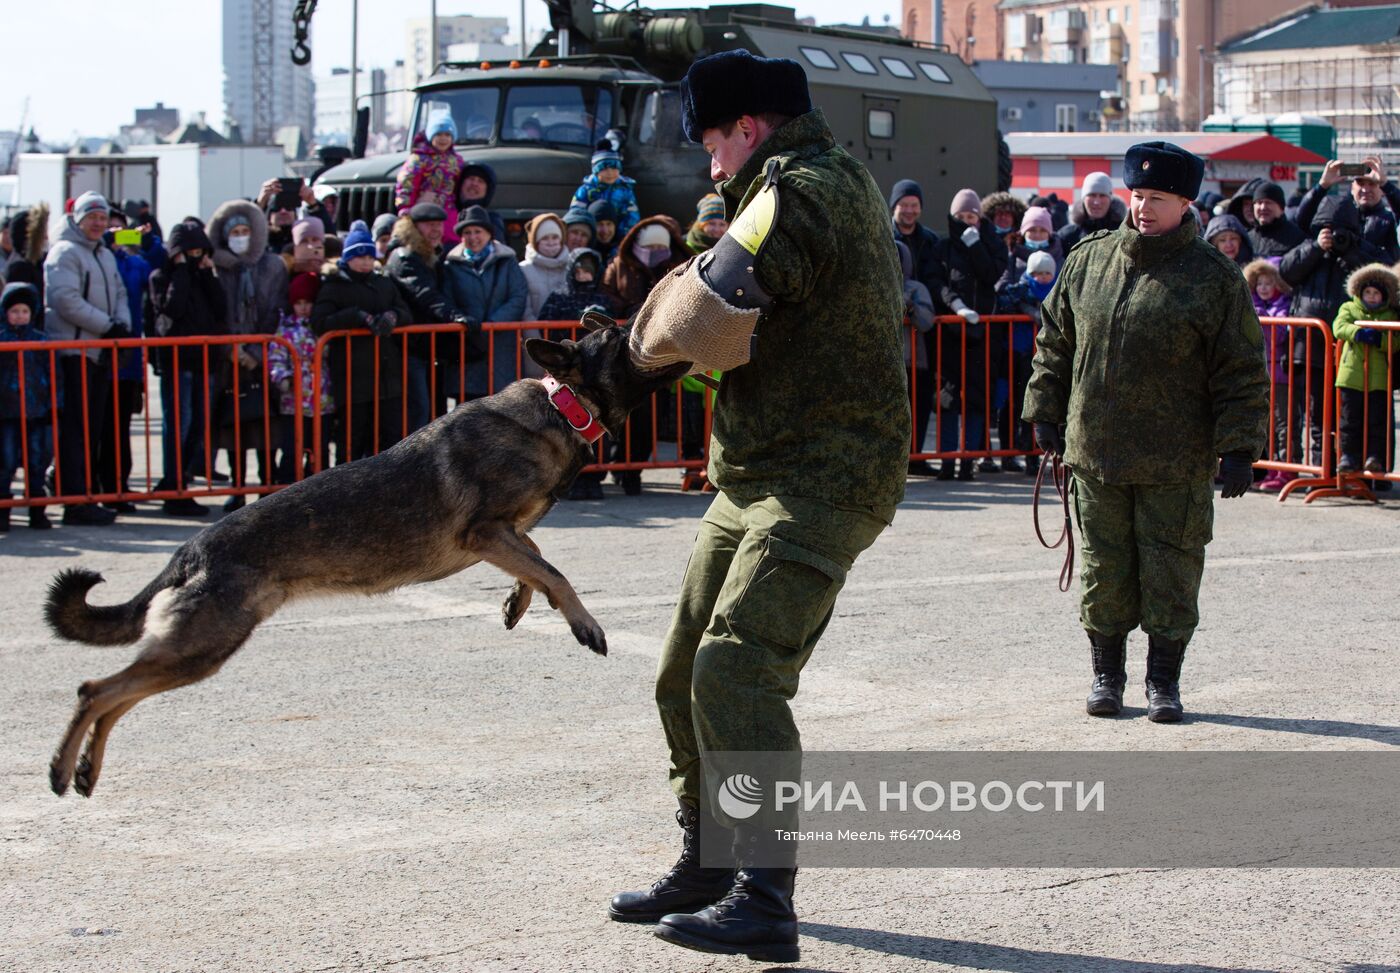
44,566,179,646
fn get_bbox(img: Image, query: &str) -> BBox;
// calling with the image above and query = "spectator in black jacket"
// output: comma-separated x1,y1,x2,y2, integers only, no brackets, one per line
1295,157,1400,265
890,177,944,470
934,188,1008,480
1247,182,1307,262
1057,172,1126,252
383,202,473,432
1280,193,1382,468
148,221,228,516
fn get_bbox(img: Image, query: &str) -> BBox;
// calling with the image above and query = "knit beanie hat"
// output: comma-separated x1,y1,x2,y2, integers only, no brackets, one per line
72,191,110,224
636,223,671,248
427,114,457,141
2,281,39,316
889,178,923,209
587,199,619,224
1026,250,1057,277
291,218,325,246
1082,171,1114,197
696,193,725,223
949,188,982,217
1020,206,1054,235
591,139,622,174
288,272,321,306
533,216,564,241
372,212,398,241
339,220,376,263
563,208,597,234
1252,181,1286,207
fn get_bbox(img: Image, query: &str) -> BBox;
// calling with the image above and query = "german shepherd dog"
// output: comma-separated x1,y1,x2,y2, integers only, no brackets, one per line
44,318,687,797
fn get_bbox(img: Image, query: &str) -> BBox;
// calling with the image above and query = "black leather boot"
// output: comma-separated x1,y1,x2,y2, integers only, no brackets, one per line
1145,635,1186,723
1086,631,1127,717
608,802,734,923
653,865,800,963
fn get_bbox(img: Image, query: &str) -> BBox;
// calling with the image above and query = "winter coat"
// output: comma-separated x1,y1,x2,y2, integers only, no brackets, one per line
311,261,413,405
994,266,1053,355
395,132,466,246
149,249,228,343
42,217,130,361
269,313,334,415
1244,265,1293,385
383,215,465,362
0,306,56,418
1057,195,1128,252
895,241,935,370
1203,214,1255,268
569,174,641,236
443,241,528,397
1332,264,1400,392
1280,194,1383,367
112,248,153,380
933,213,1008,325
1295,182,1400,265
601,215,688,318
209,199,288,357
709,108,909,507
519,216,571,322
893,220,944,308
1247,214,1307,262
1023,214,1270,484
537,249,614,329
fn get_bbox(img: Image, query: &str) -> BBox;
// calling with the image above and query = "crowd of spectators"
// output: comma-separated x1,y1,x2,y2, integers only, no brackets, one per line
3,120,1400,529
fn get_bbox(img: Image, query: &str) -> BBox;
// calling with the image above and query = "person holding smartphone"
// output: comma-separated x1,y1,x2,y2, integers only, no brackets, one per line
1294,157,1400,265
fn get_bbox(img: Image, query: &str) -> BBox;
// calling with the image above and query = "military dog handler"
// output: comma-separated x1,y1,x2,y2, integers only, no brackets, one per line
1022,142,1269,724
609,50,910,962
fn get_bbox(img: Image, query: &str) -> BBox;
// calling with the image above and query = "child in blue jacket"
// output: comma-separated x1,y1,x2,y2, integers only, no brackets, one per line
568,140,640,237
0,283,57,530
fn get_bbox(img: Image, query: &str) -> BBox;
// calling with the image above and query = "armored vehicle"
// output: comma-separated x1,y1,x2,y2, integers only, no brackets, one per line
317,2,1006,244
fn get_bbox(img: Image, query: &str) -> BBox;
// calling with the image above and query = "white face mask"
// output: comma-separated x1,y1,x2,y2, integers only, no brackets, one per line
228,234,251,256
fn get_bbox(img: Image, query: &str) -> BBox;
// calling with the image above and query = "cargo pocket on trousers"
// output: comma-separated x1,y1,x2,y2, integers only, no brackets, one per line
729,535,848,653
1180,480,1215,548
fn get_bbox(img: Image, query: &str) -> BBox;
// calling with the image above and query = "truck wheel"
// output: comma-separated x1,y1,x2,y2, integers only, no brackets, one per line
997,131,1013,193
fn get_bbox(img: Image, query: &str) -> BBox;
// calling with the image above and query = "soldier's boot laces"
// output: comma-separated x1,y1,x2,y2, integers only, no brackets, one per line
1086,631,1128,717
609,803,735,923
653,866,800,963
1145,635,1187,723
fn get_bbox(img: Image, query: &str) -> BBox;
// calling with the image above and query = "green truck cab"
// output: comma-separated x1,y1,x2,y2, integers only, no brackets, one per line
318,3,1004,245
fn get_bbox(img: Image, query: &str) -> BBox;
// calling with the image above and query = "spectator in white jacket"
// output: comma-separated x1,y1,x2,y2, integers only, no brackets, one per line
43,191,130,525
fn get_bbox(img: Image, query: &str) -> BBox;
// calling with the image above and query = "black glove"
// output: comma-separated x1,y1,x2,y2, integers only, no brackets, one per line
1033,422,1066,458
1219,453,1253,499
453,314,480,332
103,321,132,340
1355,327,1382,347
370,310,399,338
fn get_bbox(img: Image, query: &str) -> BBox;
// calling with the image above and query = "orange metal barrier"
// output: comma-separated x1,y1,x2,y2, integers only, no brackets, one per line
1303,319,1399,504
1255,317,1337,503
0,334,301,509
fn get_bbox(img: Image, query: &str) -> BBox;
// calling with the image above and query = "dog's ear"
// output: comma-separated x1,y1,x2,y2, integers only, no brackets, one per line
525,337,581,377
580,309,619,333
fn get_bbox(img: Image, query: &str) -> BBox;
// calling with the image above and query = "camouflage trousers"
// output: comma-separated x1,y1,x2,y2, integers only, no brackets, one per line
656,490,893,808
1072,471,1214,644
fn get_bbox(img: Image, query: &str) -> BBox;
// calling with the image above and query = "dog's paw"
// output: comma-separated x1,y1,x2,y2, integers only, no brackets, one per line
49,759,69,797
73,757,94,798
570,618,608,656
502,581,533,630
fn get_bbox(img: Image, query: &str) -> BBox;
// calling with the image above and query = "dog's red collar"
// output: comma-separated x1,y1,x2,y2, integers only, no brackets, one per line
541,376,606,444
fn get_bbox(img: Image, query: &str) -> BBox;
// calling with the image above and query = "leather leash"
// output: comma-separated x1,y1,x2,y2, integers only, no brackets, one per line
1033,455,1075,593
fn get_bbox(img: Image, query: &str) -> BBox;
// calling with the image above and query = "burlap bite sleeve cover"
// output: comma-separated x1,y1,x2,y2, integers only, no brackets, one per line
628,258,761,373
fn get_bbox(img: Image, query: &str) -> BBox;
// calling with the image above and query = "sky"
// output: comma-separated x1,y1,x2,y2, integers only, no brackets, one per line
6,0,902,143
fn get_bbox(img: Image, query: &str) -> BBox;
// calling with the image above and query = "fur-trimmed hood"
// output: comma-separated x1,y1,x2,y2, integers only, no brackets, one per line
980,191,1027,225
1069,195,1127,229
209,198,270,269
390,214,440,267
15,203,50,263
1346,263,1400,305
1243,258,1290,295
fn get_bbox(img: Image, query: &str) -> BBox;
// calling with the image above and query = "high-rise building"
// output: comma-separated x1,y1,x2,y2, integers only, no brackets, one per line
223,0,315,147
405,15,510,84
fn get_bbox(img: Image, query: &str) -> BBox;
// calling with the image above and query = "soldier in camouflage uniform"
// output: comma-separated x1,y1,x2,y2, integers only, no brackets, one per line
607,50,909,963
1023,142,1268,724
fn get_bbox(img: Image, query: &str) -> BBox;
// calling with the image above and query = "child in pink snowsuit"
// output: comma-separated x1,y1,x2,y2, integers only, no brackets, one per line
396,116,465,246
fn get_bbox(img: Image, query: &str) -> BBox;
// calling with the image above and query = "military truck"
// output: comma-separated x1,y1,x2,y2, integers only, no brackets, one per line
316,2,1006,244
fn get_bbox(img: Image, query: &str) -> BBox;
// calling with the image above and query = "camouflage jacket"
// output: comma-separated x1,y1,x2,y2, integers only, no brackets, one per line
1022,215,1269,484
710,109,910,510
